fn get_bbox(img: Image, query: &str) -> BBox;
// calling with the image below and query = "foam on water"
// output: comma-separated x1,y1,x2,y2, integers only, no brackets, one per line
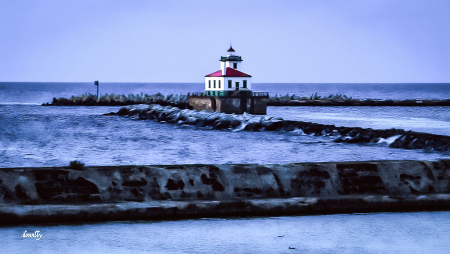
1,83,450,252
377,135,402,146
269,106,450,136
1,105,449,168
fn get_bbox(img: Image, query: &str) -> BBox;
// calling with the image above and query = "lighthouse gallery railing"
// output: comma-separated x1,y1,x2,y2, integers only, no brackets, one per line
190,91,268,98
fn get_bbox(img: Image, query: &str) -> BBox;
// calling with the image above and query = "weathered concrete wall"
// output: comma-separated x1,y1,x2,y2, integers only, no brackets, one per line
246,97,268,115
3,195,450,225
189,93,268,115
188,97,215,112
1,160,449,224
1,160,449,205
0,160,450,225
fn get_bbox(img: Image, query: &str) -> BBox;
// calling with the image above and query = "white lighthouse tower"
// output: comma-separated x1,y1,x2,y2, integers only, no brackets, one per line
204,46,252,92
189,45,267,114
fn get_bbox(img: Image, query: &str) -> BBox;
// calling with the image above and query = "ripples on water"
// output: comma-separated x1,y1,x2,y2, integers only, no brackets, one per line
1,105,449,168
1,83,450,253
1,83,450,104
269,106,450,136
3,212,450,253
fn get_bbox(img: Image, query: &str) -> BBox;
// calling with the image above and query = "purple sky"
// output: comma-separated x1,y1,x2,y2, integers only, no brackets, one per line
1,0,449,83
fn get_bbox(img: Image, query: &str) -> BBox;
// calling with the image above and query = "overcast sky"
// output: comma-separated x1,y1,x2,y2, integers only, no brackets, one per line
1,0,449,83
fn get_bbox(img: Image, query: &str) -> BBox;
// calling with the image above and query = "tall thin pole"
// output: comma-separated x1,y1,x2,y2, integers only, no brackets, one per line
95,80,99,99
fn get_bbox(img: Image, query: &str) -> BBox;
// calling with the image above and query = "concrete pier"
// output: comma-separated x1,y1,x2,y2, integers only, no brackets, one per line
1,160,449,225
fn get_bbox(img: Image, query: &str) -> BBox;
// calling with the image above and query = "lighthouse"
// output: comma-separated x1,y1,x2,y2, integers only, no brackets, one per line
189,46,268,115
204,46,252,92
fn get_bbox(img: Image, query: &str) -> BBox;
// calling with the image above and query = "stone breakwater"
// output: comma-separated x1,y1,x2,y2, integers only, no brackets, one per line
1,160,450,225
42,92,450,107
106,104,450,152
43,93,191,108
268,98,450,106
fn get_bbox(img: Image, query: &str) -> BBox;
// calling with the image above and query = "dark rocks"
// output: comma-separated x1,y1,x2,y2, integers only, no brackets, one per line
117,107,130,116
213,119,231,129
267,98,450,107
230,120,241,128
345,133,372,143
390,133,450,151
107,104,449,152
44,93,450,108
45,93,192,108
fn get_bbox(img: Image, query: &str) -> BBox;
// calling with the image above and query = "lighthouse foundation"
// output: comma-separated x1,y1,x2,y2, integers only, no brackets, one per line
189,91,269,115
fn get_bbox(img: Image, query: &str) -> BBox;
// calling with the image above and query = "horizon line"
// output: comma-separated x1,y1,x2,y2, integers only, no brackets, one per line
1,81,449,84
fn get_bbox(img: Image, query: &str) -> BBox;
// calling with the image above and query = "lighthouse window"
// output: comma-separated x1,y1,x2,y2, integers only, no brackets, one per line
208,80,211,88
214,80,216,88
243,80,247,88
233,63,237,69
218,80,221,88
228,80,232,88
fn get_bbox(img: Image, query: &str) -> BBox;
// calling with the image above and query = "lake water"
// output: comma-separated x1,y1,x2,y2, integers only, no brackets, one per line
3,212,450,253
1,82,450,253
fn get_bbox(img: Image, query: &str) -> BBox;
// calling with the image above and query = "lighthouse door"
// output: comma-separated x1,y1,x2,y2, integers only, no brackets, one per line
211,98,216,111
235,82,239,91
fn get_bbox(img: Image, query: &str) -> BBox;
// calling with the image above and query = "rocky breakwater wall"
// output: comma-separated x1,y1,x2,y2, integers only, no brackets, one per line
107,104,450,152
1,160,450,225
43,93,192,108
268,98,450,106
267,93,450,106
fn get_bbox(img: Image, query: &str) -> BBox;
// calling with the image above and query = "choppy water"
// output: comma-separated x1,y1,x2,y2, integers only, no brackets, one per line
1,83,450,167
269,106,450,136
1,82,450,253
1,104,449,168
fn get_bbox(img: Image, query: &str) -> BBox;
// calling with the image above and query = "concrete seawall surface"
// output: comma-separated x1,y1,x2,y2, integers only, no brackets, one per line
1,160,450,225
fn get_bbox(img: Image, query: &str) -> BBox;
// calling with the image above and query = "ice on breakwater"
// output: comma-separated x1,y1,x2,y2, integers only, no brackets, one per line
106,104,450,152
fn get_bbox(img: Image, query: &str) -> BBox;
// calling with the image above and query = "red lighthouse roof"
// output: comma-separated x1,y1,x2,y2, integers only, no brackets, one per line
205,67,252,77
227,46,235,52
